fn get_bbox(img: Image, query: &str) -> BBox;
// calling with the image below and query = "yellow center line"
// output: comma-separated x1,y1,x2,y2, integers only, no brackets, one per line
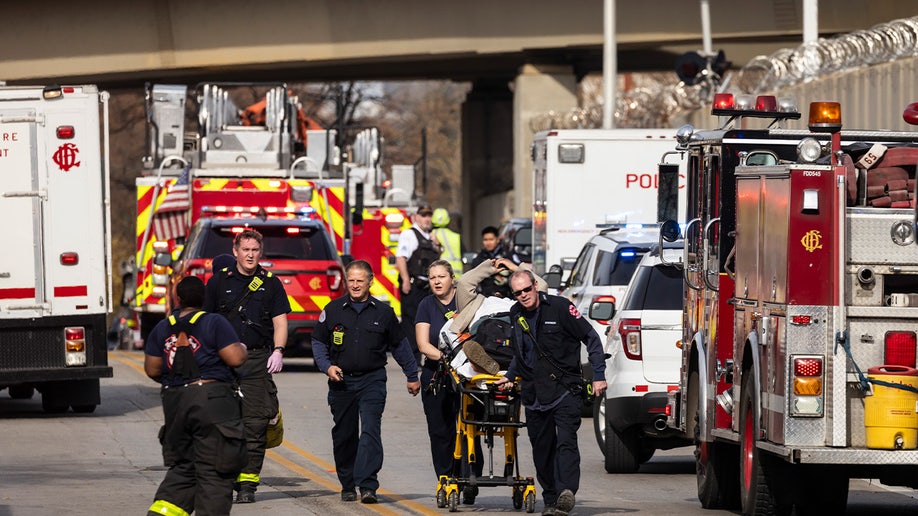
109,350,147,377
275,441,440,515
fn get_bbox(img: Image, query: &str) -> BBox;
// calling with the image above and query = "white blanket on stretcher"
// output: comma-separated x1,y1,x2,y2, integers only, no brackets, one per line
438,296,515,380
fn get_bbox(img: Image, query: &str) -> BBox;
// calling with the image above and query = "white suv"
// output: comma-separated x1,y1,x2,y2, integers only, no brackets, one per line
550,226,662,386
589,242,689,473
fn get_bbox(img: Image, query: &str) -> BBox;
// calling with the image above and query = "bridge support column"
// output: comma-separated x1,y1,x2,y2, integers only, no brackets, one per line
461,79,514,247
512,64,577,222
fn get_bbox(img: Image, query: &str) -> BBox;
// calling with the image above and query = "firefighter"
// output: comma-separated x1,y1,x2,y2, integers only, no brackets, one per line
311,259,420,504
203,229,291,504
431,208,464,278
495,270,608,516
144,276,248,516
396,204,442,364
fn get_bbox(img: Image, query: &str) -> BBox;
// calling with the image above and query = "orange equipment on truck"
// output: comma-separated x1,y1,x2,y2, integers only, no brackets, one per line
658,94,918,514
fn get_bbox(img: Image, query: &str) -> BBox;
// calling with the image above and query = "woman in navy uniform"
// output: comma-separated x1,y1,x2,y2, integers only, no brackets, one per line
312,259,420,504
144,276,248,516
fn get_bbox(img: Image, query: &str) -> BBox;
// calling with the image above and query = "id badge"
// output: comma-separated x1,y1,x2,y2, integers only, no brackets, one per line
333,331,344,346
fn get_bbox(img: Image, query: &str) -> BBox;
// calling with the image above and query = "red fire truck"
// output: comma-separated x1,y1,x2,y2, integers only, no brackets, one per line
658,95,918,514
133,83,412,345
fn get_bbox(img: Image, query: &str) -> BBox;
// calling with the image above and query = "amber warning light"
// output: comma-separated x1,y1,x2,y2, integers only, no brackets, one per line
808,102,842,133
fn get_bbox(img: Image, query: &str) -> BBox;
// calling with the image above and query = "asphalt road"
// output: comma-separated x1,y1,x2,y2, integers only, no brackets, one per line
1,353,918,515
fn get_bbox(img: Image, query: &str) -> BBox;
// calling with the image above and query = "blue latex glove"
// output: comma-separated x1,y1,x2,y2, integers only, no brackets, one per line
267,350,284,373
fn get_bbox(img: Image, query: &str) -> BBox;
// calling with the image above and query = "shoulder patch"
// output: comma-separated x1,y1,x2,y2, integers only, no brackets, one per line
318,309,326,323
569,304,582,319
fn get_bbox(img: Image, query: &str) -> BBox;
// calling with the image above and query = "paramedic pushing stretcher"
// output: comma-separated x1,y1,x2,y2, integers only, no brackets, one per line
495,270,607,516
312,260,420,504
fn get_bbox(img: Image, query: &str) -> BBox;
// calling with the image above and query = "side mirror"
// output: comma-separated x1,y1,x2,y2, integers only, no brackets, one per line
660,219,681,242
589,299,616,321
544,270,563,290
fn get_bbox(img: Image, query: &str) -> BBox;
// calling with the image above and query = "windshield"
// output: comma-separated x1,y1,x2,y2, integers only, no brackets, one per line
593,249,644,286
199,225,335,261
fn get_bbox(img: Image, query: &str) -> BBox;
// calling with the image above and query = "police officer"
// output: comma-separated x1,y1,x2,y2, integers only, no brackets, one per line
312,259,421,504
145,276,248,516
495,270,608,516
203,228,291,504
396,204,442,363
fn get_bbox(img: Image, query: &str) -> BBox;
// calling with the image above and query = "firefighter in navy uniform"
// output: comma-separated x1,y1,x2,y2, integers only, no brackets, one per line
312,259,421,504
495,270,608,516
145,276,248,516
396,204,442,364
203,228,291,504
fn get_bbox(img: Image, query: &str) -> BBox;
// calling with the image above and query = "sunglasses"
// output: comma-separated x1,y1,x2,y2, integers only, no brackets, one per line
417,211,433,217
512,284,535,298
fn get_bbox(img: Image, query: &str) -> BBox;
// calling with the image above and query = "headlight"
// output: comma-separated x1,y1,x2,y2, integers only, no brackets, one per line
797,138,823,163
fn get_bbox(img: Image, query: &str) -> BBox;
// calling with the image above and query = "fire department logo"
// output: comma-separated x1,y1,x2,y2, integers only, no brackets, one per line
309,277,322,290
801,229,823,253
52,143,81,172
163,333,201,368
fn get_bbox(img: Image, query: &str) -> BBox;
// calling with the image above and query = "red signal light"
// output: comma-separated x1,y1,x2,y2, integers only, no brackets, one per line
60,252,79,265
286,227,300,234
755,95,777,111
794,357,823,377
57,125,75,139
885,331,917,368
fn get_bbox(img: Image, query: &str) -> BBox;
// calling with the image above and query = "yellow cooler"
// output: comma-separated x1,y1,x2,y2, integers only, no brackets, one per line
864,365,918,450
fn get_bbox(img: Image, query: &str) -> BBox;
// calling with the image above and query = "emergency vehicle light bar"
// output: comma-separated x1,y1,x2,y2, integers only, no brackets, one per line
200,205,317,216
711,93,801,121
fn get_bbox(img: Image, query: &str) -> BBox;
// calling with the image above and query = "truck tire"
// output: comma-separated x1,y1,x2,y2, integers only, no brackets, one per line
739,372,791,515
593,396,607,455
8,385,35,399
604,424,640,473
691,370,740,510
42,394,69,414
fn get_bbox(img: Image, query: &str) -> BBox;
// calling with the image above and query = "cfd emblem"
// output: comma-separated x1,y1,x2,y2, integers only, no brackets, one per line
309,277,322,290
53,143,81,172
801,229,823,253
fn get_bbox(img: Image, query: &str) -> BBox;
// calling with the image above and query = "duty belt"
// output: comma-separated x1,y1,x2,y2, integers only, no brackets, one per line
163,378,220,389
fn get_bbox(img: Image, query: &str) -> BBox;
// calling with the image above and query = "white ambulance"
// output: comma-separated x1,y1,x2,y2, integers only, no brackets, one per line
0,84,113,413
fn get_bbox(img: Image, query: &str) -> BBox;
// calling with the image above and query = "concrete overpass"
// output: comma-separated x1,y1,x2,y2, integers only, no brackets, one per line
4,0,916,240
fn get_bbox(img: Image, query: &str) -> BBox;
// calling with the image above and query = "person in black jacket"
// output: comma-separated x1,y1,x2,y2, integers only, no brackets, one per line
495,270,607,516
312,259,421,505
144,276,248,516
468,226,511,298
203,229,291,504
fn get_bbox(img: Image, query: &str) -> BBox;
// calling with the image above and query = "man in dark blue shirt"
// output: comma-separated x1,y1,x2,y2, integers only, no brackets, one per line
495,270,607,516
144,276,248,516
312,259,420,505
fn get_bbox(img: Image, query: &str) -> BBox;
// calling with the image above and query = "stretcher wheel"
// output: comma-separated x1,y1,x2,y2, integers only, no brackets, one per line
512,487,523,509
448,491,459,512
436,488,446,508
524,492,535,513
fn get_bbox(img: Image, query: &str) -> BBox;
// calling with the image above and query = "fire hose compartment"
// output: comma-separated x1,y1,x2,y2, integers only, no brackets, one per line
864,365,918,450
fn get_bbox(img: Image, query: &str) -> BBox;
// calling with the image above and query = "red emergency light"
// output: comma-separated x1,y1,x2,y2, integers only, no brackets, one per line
286,227,300,234
711,94,800,121
885,331,917,368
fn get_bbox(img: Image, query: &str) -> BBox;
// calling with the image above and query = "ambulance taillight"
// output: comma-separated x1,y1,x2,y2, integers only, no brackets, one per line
64,327,87,366
884,331,917,368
